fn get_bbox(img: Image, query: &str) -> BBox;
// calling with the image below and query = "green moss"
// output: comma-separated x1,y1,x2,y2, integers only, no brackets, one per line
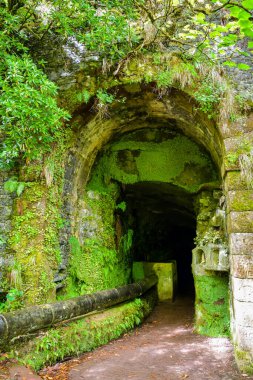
235,348,253,375
89,132,217,193
225,171,247,191
7,184,56,305
63,189,132,298
132,262,145,281
133,262,176,301
12,291,157,371
194,274,230,337
5,131,74,306
61,54,239,126
67,238,129,295
119,229,133,257
229,191,253,212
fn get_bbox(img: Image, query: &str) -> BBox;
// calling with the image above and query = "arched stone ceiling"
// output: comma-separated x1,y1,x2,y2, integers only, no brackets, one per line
69,85,223,199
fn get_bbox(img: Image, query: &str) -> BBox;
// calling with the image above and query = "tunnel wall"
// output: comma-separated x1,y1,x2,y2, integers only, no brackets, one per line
193,190,230,336
64,185,132,297
0,52,253,371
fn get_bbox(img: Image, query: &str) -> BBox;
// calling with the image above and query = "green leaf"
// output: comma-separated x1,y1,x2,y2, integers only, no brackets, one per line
237,63,251,70
219,33,238,46
229,6,242,17
195,12,206,23
223,61,237,67
248,41,253,48
17,182,25,196
242,0,253,9
4,178,18,193
237,9,251,20
242,28,253,38
239,19,252,28
82,90,91,103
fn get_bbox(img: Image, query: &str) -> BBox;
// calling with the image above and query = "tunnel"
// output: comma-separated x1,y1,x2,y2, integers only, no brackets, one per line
71,126,226,306
61,94,230,337
120,181,196,297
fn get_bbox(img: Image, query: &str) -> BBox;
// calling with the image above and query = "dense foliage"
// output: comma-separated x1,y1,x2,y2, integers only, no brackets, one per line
0,0,252,168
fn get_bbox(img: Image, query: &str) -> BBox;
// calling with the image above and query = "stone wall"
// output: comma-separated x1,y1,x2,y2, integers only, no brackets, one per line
0,172,14,292
225,171,253,371
192,190,230,336
0,38,253,372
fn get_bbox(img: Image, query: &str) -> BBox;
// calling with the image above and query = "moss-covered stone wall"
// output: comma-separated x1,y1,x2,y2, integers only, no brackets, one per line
192,190,229,337
89,128,218,193
1,51,253,372
62,187,132,298
68,126,230,338
194,274,230,337
59,128,214,299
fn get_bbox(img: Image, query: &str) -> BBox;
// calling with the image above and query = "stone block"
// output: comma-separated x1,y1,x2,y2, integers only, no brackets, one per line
234,323,253,351
223,131,253,171
232,277,253,302
231,256,253,279
132,261,177,301
220,114,253,139
229,233,253,255
223,157,240,172
0,205,12,218
227,212,253,233
227,190,253,212
233,299,253,327
224,132,253,154
224,171,248,191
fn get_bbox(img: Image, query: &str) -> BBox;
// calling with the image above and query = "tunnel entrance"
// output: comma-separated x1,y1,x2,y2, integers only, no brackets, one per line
122,182,196,297
71,126,229,336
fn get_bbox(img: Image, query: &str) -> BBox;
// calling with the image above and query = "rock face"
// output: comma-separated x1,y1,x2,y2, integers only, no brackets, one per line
0,171,14,292
0,44,253,373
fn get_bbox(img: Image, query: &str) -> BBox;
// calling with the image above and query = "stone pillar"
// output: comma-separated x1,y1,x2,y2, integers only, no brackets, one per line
226,177,253,372
192,190,230,337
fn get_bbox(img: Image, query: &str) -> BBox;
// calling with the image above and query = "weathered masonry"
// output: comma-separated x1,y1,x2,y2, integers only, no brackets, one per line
0,47,253,373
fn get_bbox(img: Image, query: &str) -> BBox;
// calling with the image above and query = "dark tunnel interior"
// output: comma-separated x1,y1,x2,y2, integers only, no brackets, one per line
121,182,196,297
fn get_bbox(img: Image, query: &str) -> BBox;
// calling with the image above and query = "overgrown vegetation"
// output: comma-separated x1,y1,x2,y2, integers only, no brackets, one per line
62,187,132,298
88,130,217,192
4,177,26,196
194,274,230,337
6,291,156,370
0,0,252,168
0,288,24,312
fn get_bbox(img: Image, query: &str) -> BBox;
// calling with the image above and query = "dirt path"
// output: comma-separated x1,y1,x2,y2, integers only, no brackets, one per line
39,297,252,380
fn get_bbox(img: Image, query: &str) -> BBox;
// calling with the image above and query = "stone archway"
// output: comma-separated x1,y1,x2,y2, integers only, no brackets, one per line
59,84,253,371
1,77,253,372
71,125,229,336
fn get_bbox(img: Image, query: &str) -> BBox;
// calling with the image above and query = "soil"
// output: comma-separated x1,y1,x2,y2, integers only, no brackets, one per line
37,296,253,380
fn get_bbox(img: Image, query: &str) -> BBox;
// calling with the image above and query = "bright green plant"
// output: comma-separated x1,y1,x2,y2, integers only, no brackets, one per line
116,201,127,212
4,177,26,196
194,78,225,118
77,89,92,103
96,90,115,105
0,0,252,169
0,288,24,312
0,55,70,168
0,236,5,245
